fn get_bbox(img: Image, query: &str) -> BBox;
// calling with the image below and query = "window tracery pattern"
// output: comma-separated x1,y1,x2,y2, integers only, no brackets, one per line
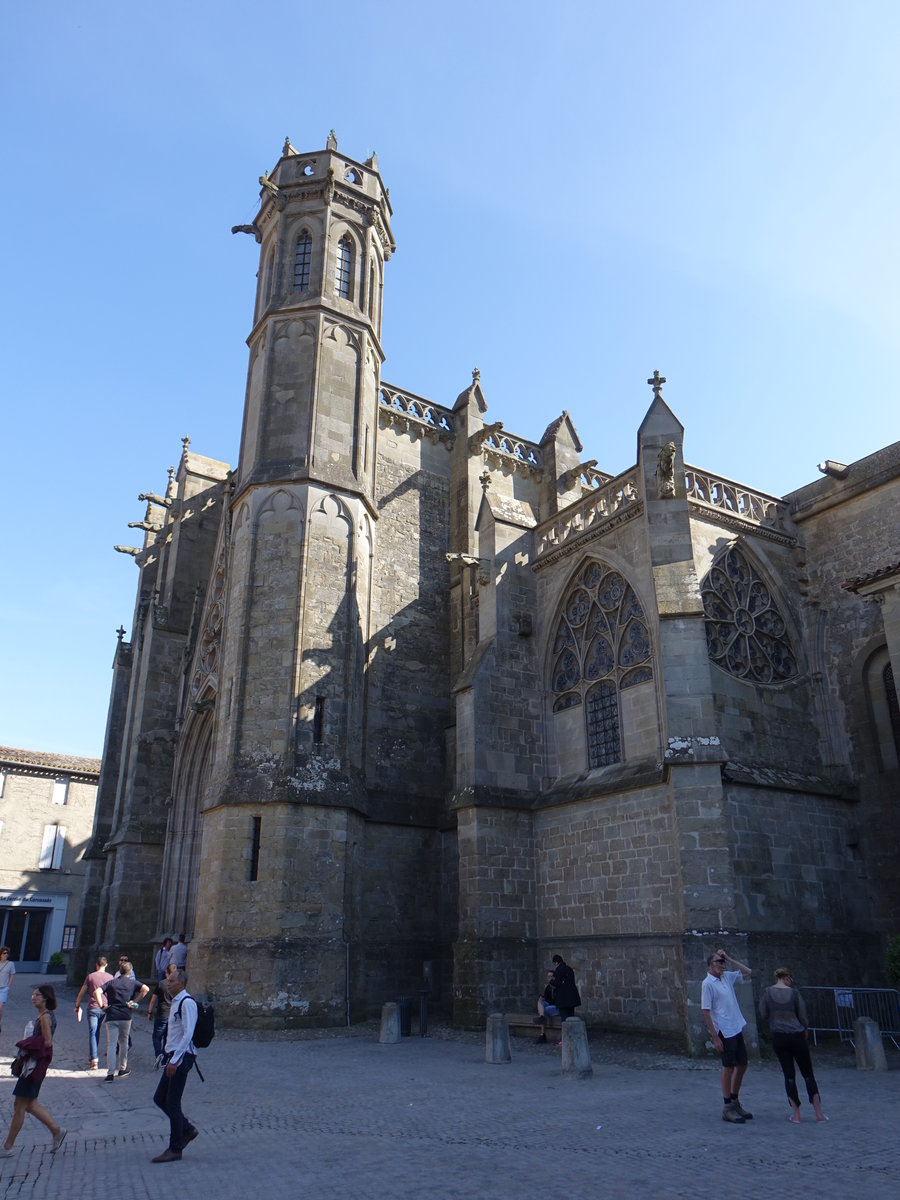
700,544,797,683
551,561,653,768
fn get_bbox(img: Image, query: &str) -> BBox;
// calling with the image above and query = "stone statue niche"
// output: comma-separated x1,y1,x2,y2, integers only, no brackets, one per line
657,441,676,498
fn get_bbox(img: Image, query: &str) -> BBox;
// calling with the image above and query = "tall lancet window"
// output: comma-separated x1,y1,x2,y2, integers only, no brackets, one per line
335,235,353,300
294,232,312,291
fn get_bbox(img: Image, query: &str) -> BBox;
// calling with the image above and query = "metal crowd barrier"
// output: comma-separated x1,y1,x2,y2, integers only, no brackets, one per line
798,986,900,1049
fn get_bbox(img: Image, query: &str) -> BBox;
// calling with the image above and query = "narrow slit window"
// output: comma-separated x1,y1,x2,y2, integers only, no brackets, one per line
314,696,325,745
249,815,262,882
294,232,312,291
335,236,353,300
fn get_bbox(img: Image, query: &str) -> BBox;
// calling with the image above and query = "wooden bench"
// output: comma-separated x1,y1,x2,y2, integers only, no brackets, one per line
505,1011,562,1041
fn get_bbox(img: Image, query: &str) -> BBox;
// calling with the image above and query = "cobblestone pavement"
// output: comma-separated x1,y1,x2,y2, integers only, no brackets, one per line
1,977,898,1198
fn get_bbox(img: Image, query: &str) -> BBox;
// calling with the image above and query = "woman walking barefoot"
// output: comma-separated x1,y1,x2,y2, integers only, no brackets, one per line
759,967,828,1123
0,985,66,1157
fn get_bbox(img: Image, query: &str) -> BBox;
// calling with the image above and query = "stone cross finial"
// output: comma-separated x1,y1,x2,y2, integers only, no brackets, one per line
116,625,126,642
166,466,177,499
479,470,492,492
647,370,666,398
182,435,191,453
326,129,338,150
472,367,480,383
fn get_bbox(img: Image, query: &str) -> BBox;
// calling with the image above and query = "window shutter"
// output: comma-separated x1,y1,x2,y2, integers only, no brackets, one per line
39,825,56,868
52,826,67,869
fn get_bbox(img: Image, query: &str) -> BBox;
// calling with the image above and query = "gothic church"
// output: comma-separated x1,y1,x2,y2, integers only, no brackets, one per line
82,133,900,1049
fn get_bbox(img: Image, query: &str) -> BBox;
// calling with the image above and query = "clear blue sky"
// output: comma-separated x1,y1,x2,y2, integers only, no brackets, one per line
2,2,898,757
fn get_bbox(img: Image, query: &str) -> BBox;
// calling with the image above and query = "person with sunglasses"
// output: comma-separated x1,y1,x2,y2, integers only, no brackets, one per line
701,948,753,1123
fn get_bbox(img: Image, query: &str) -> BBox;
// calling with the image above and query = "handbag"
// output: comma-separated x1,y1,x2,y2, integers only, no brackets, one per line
10,1051,27,1077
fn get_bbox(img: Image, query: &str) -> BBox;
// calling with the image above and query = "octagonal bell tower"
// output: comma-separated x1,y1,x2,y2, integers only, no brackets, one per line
190,134,396,1025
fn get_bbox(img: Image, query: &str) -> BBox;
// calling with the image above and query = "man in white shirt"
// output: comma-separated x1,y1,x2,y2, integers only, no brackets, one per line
701,947,753,1123
151,968,199,1162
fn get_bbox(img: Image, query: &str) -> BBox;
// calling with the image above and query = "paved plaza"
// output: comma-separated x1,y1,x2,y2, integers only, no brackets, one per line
0,976,898,1198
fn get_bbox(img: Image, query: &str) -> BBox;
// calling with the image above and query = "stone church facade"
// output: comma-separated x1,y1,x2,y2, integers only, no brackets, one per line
82,133,900,1049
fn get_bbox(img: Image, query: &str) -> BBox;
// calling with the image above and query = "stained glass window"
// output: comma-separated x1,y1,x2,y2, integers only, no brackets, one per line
551,562,653,769
700,544,797,683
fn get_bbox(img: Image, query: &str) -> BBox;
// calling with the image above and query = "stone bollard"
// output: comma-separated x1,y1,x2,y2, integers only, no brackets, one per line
561,1017,593,1079
485,1013,512,1063
379,1001,401,1044
854,1016,888,1070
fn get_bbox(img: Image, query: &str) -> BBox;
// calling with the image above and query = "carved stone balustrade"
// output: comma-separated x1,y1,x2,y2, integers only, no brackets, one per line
685,465,795,545
472,428,543,478
379,384,453,446
534,467,642,566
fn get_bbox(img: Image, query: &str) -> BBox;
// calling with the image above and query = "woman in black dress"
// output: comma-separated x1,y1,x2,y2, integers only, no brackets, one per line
0,984,67,1157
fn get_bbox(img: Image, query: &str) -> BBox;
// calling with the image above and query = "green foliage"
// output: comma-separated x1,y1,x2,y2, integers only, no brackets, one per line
886,936,900,988
47,951,66,971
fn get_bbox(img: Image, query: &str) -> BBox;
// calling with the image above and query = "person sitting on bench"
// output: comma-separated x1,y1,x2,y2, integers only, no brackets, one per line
535,971,559,1043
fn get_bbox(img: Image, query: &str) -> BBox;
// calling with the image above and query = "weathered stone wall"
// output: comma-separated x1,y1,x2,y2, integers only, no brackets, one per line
725,783,869,934
535,785,681,940
192,800,351,1026
453,806,537,1025
788,449,900,938
368,428,452,811
351,822,449,1016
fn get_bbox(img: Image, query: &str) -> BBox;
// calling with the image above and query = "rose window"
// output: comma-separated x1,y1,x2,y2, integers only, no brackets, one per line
701,545,797,683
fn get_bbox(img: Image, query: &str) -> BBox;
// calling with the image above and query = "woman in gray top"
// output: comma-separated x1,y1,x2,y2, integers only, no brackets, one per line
759,967,827,1122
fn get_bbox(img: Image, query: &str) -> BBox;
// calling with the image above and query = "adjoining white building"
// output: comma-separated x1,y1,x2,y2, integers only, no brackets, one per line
0,746,100,971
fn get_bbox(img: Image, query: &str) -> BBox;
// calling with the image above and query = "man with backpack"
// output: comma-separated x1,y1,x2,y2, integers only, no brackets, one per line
151,968,200,1162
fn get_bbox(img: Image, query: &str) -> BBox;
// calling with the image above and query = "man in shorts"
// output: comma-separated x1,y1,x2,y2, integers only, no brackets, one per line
701,947,753,1123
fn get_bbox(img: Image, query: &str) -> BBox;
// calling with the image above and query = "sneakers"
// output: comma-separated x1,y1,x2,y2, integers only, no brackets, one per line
732,1099,753,1120
104,1074,115,1082
152,1148,182,1163
722,1102,746,1124
0,1148,15,1159
89,1060,99,1070
117,1067,131,1078
51,1129,67,1154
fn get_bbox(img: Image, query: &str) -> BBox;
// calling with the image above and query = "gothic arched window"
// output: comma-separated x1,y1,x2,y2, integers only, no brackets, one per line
551,561,653,769
294,232,312,291
700,544,797,683
335,235,353,300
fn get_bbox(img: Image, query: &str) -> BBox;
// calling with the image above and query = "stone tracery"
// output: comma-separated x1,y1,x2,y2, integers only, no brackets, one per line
700,543,798,683
551,561,653,767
